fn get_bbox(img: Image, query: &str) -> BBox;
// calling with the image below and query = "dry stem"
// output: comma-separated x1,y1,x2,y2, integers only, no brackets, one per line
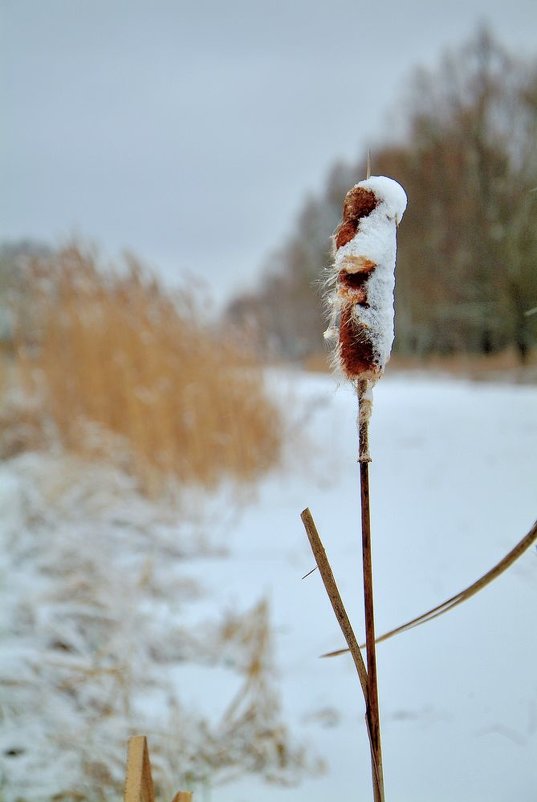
356,380,384,802
300,508,368,698
357,379,373,463
300,508,384,801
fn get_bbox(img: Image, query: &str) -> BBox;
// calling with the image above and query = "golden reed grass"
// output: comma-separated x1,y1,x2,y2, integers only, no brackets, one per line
10,245,281,493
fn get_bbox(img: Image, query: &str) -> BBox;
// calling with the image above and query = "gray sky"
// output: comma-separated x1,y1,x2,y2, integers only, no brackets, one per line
2,0,536,305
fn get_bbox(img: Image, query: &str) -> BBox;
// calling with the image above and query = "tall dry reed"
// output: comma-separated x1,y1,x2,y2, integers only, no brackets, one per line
11,245,281,493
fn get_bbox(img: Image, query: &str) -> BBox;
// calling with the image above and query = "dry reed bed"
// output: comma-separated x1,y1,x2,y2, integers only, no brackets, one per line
9,245,281,493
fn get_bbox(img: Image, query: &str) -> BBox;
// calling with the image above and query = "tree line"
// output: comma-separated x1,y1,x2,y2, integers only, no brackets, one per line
225,30,537,364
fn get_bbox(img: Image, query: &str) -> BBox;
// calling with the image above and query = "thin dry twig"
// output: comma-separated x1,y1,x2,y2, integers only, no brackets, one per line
301,566,318,580
323,519,537,658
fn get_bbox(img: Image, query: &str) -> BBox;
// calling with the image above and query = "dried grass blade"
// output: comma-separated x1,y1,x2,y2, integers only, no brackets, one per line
301,508,386,802
322,519,537,658
300,509,369,699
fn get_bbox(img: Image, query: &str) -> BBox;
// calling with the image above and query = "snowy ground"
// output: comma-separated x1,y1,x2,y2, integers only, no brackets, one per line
190,371,537,802
1,371,536,801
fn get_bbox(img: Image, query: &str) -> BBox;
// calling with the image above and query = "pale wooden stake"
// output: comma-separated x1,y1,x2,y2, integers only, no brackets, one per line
124,736,155,802
124,735,193,802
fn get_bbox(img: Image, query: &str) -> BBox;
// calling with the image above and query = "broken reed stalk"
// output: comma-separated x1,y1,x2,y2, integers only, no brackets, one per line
301,508,383,798
301,508,368,697
357,380,384,802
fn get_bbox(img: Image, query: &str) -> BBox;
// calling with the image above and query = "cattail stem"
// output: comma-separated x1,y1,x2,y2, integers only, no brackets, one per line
357,379,372,462
358,382,384,802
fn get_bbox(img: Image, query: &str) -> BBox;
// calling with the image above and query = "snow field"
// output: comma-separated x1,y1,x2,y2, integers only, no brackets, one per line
200,371,537,802
1,370,536,801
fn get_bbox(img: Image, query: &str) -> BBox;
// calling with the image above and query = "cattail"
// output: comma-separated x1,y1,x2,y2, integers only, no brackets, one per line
325,176,407,384
319,174,407,802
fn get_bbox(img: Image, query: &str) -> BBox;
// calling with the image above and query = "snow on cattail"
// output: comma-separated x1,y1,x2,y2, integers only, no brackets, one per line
325,176,407,383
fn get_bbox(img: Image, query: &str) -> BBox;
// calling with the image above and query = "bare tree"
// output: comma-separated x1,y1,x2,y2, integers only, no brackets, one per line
390,28,537,361
225,29,537,364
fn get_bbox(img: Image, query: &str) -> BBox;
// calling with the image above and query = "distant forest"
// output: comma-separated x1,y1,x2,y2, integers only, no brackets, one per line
226,29,537,364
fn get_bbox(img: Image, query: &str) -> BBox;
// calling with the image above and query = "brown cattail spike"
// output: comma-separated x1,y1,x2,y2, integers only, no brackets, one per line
325,176,407,383
335,187,378,249
339,309,377,381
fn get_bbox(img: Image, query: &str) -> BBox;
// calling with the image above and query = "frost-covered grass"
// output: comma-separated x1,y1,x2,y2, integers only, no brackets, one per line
0,369,536,801
0,453,317,801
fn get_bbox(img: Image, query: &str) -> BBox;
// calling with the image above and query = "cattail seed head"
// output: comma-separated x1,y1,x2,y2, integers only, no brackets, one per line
325,176,407,383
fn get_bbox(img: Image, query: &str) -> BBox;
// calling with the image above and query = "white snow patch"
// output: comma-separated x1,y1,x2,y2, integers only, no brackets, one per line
358,175,408,224
1,370,536,802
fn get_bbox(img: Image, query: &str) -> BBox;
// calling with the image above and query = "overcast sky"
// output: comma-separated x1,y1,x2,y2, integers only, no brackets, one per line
2,0,536,305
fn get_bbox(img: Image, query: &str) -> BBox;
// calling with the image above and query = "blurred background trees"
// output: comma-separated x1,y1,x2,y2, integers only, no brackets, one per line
226,29,537,365
3,30,536,368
